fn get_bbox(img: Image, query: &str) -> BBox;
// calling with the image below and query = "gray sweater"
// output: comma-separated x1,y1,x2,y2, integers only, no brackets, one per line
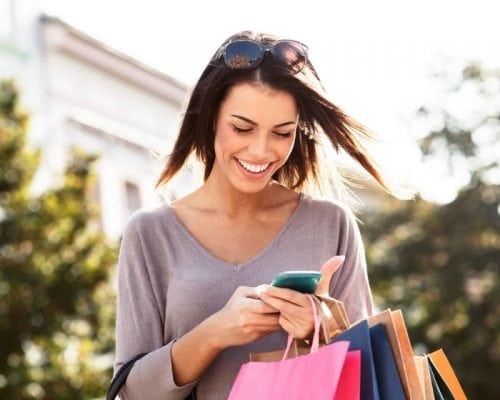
114,193,373,400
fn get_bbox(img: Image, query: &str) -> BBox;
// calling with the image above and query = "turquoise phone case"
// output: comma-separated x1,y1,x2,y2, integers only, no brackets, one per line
271,271,322,293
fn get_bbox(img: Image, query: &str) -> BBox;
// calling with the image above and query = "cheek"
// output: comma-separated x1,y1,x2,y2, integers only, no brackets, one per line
214,126,241,160
214,126,232,153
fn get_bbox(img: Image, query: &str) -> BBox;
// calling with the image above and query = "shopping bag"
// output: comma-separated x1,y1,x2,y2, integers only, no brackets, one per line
229,295,360,400
369,323,406,400
249,339,310,362
315,255,351,337
314,294,350,337
332,320,380,400
427,356,454,400
414,355,435,400
368,309,425,399
427,349,466,400
249,293,349,362
334,350,362,400
229,341,351,400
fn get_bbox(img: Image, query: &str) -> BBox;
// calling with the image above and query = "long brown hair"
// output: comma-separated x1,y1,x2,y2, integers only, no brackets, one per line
156,31,391,195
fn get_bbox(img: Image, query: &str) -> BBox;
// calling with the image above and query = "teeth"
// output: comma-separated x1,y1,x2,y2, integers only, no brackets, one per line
237,159,270,173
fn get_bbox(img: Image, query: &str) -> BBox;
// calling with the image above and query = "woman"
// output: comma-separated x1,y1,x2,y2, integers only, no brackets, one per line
113,31,392,399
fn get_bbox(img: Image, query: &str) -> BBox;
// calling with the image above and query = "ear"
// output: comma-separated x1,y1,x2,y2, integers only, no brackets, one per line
315,255,345,296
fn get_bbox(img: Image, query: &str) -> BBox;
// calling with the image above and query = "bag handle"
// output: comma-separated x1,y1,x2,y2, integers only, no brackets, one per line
313,295,350,337
281,294,320,361
106,354,197,400
106,353,146,400
310,295,340,341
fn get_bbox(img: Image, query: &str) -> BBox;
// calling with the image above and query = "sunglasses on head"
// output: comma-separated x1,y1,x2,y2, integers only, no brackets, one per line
221,39,308,74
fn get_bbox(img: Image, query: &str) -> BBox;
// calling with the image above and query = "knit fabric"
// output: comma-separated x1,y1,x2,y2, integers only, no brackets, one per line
114,193,373,399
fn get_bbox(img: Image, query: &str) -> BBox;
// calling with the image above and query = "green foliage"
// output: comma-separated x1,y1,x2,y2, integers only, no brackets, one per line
417,61,500,183
362,63,500,398
0,80,117,399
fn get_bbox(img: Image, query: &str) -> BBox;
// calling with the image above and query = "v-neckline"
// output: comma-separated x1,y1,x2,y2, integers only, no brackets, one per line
166,193,305,270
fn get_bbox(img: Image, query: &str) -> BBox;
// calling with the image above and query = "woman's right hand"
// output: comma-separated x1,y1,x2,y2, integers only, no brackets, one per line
206,286,281,350
171,286,280,386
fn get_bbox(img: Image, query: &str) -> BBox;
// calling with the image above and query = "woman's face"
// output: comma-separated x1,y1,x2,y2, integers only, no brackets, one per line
211,82,298,194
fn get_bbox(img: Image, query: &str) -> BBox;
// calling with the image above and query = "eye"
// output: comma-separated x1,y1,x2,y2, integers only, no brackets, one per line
232,125,252,134
273,131,292,138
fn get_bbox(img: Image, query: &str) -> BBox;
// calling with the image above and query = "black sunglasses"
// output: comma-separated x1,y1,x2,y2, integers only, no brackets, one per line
221,39,308,74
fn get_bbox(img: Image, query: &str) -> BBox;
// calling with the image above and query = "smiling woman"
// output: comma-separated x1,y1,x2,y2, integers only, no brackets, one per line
111,30,393,400
156,34,390,195
212,83,298,194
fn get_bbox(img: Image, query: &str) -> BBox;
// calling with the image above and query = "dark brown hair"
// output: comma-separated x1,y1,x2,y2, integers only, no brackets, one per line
156,31,390,195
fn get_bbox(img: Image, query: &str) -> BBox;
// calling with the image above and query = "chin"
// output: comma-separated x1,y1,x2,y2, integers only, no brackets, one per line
230,179,272,195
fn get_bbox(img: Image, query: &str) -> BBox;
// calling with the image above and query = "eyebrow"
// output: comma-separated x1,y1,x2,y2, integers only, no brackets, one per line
230,114,296,128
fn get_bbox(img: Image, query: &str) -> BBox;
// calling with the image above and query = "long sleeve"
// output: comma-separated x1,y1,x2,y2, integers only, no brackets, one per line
113,214,198,400
111,196,375,399
329,205,373,323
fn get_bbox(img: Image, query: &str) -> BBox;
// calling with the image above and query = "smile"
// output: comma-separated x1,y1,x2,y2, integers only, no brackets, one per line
236,159,272,174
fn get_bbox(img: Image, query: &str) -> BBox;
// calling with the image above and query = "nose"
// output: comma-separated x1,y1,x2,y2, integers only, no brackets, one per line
247,132,271,159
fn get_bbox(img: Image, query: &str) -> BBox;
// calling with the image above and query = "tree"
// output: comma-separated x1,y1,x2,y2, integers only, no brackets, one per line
0,80,117,399
361,63,499,398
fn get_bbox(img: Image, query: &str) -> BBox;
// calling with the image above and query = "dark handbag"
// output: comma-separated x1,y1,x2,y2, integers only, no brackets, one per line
106,353,196,400
106,353,146,400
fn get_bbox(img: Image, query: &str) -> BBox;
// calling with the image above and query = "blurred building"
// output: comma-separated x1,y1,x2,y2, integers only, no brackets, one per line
0,0,188,241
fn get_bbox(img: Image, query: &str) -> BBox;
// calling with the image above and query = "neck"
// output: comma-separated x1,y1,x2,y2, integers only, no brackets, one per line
197,168,279,217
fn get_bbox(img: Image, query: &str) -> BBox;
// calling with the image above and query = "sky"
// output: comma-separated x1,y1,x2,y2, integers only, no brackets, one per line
38,0,500,203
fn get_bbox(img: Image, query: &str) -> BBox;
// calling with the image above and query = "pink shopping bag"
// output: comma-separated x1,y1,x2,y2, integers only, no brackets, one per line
334,350,361,400
228,295,361,400
228,341,351,400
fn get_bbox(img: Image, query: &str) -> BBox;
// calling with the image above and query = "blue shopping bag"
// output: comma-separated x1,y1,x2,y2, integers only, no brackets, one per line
369,323,406,400
332,320,380,400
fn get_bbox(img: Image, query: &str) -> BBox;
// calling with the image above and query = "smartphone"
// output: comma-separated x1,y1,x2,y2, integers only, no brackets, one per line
271,271,322,293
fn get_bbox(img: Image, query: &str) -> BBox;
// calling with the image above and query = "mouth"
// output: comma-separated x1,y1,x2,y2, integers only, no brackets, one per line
236,158,273,175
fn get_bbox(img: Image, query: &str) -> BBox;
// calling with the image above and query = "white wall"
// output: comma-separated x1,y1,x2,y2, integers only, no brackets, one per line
0,8,188,242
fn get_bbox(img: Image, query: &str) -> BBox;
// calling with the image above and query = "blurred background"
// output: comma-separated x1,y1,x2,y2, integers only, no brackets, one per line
0,0,498,398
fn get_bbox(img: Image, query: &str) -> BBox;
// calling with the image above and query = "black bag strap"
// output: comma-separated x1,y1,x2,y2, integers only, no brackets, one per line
106,353,146,400
106,353,197,400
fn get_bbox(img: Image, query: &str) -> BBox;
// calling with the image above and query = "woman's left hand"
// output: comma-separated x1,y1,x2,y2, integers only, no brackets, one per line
256,285,314,339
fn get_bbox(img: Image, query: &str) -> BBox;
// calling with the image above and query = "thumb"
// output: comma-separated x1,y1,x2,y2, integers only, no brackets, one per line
315,255,345,295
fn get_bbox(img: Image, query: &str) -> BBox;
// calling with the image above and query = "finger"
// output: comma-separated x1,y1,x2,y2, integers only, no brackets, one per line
279,314,297,332
278,314,310,339
281,303,313,324
315,255,345,295
255,318,281,329
250,313,281,328
253,300,281,314
259,294,295,313
261,296,312,322
257,284,306,306
240,298,280,315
